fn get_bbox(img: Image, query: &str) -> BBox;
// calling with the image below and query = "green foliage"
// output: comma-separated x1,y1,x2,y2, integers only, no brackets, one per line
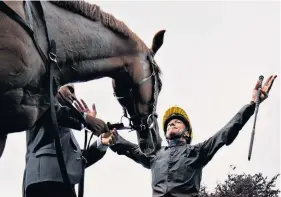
200,166,280,197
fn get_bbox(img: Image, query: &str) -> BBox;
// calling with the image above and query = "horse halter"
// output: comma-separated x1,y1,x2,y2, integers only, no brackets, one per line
114,55,159,132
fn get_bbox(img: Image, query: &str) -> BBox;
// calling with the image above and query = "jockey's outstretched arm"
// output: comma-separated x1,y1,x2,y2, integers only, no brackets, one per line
196,75,277,166
110,133,157,169
196,102,255,166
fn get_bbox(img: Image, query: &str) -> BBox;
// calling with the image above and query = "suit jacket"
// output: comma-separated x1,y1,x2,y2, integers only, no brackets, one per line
23,105,107,192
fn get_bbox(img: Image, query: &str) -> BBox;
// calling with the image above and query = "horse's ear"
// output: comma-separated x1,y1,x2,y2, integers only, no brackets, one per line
151,30,166,54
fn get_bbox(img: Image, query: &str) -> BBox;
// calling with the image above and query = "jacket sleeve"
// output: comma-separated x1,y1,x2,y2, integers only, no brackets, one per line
56,103,109,136
83,140,107,168
197,103,256,166
110,134,153,169
56,105,84,130
84,116,109,136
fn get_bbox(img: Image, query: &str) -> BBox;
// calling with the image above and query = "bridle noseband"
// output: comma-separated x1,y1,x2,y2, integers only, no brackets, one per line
114,55,159,132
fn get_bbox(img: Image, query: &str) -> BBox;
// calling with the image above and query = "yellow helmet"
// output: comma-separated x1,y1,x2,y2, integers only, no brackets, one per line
162,105,193,137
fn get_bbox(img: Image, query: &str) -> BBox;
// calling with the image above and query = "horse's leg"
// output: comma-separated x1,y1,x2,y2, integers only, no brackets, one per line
0,134,7,158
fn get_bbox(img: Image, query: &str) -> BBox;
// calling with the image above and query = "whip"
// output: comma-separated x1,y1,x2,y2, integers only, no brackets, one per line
248,75,264,161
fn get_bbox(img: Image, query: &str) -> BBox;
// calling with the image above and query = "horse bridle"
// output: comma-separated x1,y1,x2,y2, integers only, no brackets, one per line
114,55,159,133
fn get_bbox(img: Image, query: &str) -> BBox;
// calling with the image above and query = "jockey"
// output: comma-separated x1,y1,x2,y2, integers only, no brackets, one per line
23,84,117,197
110,75,277,197
162,105,193,144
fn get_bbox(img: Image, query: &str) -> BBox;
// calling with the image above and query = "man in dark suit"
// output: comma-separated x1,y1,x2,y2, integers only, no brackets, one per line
23,84,116,197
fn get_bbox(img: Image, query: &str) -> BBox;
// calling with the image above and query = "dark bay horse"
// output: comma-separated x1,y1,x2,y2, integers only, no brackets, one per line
0,1,165,156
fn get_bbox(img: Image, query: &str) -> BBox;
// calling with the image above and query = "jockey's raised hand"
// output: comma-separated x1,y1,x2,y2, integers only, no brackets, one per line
252,75,277,104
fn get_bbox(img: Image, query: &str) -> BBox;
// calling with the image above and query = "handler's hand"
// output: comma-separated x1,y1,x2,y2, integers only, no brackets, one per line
74,99,97,118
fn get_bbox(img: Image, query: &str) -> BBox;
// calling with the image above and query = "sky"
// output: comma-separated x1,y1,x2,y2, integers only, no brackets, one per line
0,1,280,197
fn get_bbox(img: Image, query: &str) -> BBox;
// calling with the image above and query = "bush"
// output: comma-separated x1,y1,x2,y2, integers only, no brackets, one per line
200,166,280,197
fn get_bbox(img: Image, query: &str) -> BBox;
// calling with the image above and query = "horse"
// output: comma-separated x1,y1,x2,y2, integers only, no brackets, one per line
0,1,165,157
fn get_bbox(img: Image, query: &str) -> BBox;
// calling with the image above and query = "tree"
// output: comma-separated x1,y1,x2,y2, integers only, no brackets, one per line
200,167,280,197
200,185,215,197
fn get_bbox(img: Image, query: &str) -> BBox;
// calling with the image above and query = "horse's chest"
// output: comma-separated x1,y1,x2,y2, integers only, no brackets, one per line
0,12,45,93
0,11,48,132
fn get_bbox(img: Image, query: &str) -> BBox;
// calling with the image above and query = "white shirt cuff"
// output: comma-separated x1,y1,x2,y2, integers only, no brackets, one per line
83,112,87,120
82,112,87,128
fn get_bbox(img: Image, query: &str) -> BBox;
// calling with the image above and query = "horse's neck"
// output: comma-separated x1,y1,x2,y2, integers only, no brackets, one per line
40,2,145,86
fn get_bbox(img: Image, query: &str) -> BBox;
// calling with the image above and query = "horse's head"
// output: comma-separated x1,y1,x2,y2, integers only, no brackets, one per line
112,30,165,152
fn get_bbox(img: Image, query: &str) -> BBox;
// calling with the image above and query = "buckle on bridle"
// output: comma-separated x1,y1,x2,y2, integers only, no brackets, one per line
147,113,157,129
49,52,57,63
139,124,147,131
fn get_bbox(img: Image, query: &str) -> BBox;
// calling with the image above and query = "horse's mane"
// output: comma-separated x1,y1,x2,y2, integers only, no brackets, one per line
49,1,148,50
49,1,162,76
